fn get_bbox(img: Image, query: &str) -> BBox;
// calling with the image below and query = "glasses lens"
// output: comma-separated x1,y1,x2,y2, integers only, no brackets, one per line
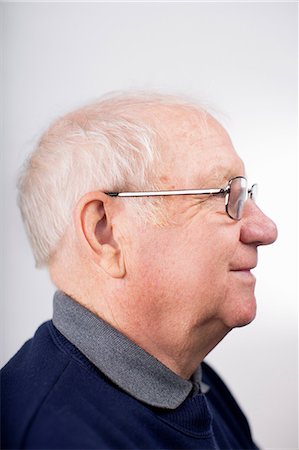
227,177,247,220
250,184,258,202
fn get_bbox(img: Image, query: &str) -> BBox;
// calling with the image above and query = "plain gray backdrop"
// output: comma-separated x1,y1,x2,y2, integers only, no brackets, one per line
1,2,298,449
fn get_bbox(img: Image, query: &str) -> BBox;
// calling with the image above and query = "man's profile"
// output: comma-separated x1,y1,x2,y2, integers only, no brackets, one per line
1,92,277,449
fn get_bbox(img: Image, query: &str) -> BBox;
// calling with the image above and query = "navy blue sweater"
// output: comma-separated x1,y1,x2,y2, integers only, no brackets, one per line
1,321,258,449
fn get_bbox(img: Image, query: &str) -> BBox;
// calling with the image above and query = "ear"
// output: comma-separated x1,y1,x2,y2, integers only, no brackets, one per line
74,191,126,278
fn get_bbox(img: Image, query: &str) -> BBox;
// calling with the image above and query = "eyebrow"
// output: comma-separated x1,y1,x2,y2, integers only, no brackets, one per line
197,171,231,189
205,166,246,188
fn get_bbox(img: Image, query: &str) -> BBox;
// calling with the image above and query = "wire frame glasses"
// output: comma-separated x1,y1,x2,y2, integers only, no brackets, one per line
106,176,257,221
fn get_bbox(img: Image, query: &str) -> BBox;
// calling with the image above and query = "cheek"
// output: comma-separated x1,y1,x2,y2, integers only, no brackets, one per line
125,223,240,320
157,234,230,311
172,229,242,317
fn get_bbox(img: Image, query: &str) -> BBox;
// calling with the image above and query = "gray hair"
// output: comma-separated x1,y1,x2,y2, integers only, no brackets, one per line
17,92,207,267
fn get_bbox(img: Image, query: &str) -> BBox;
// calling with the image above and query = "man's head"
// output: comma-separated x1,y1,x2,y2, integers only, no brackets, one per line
18,92,277,377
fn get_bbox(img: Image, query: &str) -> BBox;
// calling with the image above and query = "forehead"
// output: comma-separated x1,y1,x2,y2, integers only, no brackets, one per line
157,107,245,188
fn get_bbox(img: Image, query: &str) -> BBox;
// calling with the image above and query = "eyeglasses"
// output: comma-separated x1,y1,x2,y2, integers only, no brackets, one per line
106,176,257,221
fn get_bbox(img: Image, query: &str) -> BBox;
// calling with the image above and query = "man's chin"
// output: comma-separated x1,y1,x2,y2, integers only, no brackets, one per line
236,307,257,328
224,296,257,329
234,313,256,328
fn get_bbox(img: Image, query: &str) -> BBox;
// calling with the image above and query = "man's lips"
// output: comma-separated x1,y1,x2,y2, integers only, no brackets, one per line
230,263,257,272
230,265,257,283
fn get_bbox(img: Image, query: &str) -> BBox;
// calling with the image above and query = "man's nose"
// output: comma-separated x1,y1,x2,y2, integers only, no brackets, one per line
240,201,278,246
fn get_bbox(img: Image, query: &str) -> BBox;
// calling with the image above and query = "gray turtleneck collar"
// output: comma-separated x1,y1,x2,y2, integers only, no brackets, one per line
52,291,209,410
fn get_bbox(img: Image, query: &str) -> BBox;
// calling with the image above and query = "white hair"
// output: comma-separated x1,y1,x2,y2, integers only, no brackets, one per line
17,91,208,267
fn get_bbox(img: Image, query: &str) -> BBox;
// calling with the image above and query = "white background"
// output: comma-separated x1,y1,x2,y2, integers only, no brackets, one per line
1,2,298,449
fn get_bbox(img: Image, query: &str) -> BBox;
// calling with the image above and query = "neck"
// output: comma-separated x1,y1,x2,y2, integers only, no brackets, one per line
91,299,230,379
51,262,230,380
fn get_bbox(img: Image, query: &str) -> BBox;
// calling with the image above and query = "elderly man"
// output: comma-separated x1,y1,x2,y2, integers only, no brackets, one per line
1,93,277,449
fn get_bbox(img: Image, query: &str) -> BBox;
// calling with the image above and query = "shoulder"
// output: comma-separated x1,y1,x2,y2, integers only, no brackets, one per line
1,321,110,449
1,322,68,447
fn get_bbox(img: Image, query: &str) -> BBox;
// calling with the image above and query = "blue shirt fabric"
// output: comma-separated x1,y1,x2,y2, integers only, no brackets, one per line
1,294,259,449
